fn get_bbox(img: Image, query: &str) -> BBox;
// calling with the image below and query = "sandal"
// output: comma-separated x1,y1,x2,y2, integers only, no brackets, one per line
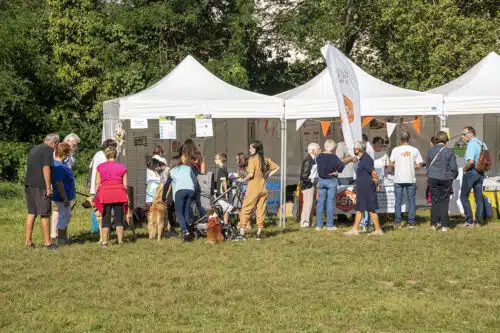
344,230,360,236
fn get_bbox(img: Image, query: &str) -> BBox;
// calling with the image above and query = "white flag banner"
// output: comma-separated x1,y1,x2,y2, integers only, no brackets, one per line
386,122,397,139
321,44,362,154
296,119,307,131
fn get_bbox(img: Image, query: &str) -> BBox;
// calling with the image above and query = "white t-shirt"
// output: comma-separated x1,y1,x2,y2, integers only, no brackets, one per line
374,150,389,171
366,142,375,160
389,145,423,184
336,142,355,178
89,151,107,194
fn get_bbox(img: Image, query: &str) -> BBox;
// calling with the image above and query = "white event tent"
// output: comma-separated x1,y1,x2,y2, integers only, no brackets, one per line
276,58,444,208
427,52,500,115
426,52,500,213
277,61,443,118
103,55,284,139
102,55,288,225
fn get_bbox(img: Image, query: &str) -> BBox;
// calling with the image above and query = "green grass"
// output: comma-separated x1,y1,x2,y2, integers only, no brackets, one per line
1,181,500,332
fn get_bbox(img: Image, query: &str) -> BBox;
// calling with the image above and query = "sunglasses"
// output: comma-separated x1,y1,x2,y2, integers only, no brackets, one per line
462,132,472,136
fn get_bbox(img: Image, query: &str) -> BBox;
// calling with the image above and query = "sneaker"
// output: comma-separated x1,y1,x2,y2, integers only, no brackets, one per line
256,232,264,241
181,231,194,242
395,223,403,230
459,222,474,228
441,227,448,232
429,225,437,231
315,227,323,231
344,230,360,236
57,237,69,245
370,230,384,236
326,227,338,231
46,244,58,250
165,230,178,239
100,242,108,249
300,222,309,228
234,234,246,241
408,224,416,229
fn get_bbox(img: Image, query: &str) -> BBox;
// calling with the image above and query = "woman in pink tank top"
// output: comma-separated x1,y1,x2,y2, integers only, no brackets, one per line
94,147,128,248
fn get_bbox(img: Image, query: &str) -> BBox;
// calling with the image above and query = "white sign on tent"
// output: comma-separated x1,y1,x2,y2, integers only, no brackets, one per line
195,114,213,137
159,116,176,139
130,118,148,129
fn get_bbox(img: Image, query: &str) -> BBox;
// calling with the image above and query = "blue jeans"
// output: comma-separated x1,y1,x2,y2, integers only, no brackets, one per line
175,189,195,232
316,177,339,228
460,169,484,224
394,183,417,225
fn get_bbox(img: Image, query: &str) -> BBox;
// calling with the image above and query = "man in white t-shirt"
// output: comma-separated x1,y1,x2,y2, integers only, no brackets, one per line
372,136,389,182
389,132,423,227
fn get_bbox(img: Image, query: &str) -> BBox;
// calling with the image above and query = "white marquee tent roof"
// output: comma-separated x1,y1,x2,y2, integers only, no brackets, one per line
277,60,443,119
108,55,284,120
427,52,500,115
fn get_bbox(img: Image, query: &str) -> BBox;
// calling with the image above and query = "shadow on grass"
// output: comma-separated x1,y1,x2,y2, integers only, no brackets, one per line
69,226,149,245
262,227,300,238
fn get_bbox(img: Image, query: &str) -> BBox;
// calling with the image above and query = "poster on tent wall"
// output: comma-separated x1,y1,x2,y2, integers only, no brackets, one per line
321,44,362,152
195,114,213,137
130,118,148,129
159,116,176,139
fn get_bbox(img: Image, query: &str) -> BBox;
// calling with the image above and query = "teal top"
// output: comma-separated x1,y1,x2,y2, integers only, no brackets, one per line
169,165,197,200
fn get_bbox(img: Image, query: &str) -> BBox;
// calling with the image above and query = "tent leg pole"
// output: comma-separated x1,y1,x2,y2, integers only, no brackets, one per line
279,118,287,228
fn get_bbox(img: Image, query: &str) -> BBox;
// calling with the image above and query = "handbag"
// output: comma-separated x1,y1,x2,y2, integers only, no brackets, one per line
426,145,446,175
475,142,492,173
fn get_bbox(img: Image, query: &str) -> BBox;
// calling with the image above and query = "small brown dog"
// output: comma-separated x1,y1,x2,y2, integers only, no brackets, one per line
148,184,167,241
206,209,224,244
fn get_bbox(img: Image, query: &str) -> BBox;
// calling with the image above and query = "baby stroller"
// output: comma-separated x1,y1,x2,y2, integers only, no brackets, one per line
191,181,243,240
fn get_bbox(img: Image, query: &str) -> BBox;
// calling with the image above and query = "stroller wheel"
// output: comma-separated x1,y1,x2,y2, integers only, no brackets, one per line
192,229,201,240
223,225,238,240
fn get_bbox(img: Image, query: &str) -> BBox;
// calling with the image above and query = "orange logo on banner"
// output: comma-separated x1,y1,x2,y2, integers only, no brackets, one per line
336,189,356,212
343,95,355,124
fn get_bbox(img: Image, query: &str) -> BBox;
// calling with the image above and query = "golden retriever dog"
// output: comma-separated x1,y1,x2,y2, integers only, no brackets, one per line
147,184,167,241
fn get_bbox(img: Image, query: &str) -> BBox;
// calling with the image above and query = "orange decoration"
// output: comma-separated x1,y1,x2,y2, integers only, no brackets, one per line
362,116,374,128
320,121,331,137
411,117,421,135
343,95,355,124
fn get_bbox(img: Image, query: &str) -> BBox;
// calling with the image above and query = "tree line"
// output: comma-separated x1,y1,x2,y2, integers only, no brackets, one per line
1,0,498,149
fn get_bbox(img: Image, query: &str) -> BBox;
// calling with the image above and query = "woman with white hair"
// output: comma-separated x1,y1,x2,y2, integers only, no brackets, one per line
62,133,80,168
345,141,383,236
298,142,321,228
315,140,345,231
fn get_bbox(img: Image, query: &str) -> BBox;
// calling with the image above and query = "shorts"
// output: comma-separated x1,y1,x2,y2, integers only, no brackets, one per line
216,197,234,214
25,186,52,216
55,201,72,230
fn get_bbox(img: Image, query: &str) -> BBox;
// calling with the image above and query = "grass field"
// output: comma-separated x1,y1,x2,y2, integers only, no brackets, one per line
1,181,500,332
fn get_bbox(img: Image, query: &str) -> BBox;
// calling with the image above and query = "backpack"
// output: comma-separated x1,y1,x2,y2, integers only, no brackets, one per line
475,142,492,173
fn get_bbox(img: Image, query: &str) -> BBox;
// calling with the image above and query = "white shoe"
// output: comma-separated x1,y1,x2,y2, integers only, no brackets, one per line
344,230,360,236
441,227,448,232
315,227,323,231
429,225,437,231
300,222,310,228
370,230,384,236
327,227,338,231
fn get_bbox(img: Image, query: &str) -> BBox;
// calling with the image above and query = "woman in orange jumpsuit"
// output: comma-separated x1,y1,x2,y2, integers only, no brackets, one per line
236,140,280,240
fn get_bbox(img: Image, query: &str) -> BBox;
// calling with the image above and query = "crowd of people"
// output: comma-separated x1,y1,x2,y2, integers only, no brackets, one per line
23,125,489,249
23,133,280,248
299,126,489,235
